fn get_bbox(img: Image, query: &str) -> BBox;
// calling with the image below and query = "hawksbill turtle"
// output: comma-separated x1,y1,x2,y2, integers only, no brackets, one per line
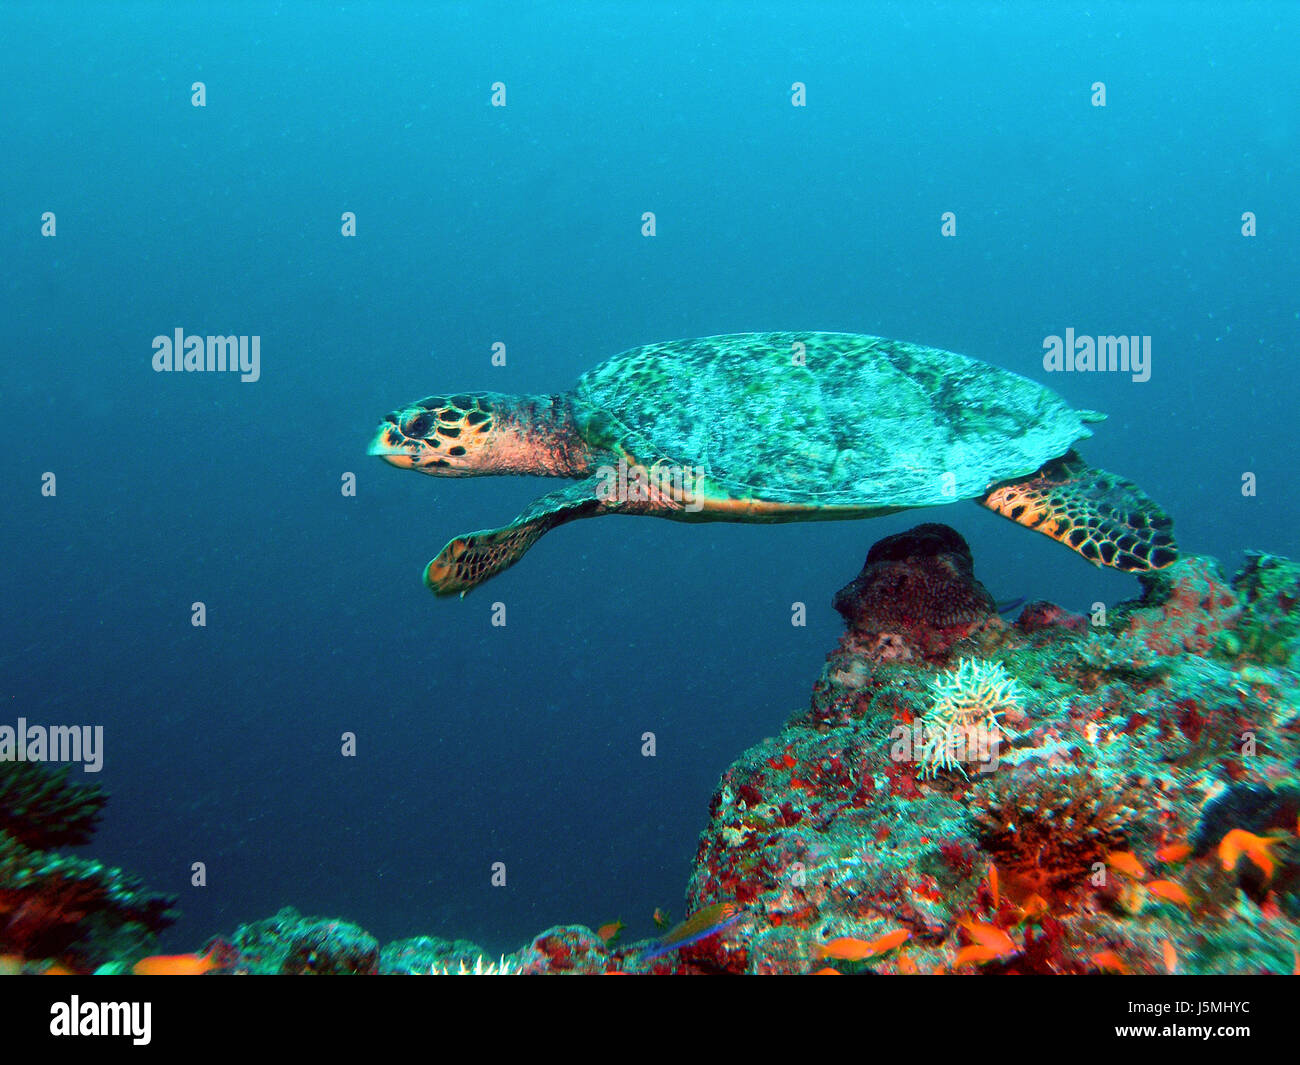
369,332,1177,596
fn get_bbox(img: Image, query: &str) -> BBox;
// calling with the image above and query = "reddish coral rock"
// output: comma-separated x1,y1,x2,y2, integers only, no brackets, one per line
514,925,610,974
832,524,998,657
682,537,1300,974
1016,600,1088,634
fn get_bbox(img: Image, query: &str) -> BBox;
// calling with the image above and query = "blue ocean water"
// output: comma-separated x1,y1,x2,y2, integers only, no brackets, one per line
1,2,1296,955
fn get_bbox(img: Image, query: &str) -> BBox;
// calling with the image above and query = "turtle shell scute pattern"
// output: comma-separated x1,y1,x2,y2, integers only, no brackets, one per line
573,332,1091,508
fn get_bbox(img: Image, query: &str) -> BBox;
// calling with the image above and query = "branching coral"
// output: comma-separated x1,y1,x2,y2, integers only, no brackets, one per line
917,658,1022,778
0,761,106,849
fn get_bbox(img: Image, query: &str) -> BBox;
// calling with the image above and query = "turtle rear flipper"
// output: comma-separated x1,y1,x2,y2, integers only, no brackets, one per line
978,450,1177,572
424,478,607,596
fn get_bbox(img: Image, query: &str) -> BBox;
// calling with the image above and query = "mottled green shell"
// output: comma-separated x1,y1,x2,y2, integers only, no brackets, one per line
573,332,1094,507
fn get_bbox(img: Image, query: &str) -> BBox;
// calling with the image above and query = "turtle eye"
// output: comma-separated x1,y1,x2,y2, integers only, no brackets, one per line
401,412,432,438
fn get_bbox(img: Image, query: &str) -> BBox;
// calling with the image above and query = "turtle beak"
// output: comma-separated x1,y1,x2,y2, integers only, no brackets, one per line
368,417,423,468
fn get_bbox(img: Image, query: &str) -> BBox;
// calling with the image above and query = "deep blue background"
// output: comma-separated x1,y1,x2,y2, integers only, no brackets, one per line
1,2,1296,954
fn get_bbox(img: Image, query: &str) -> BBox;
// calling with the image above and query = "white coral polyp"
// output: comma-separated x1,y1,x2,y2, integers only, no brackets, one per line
917,658,1023,778
429,955,516,975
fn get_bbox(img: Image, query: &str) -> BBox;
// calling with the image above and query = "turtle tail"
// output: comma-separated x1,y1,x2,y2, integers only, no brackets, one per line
978,450,1177,572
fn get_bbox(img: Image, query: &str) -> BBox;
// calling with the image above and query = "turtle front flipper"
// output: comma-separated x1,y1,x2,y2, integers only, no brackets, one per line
978,450,1177,572
424,478,608,596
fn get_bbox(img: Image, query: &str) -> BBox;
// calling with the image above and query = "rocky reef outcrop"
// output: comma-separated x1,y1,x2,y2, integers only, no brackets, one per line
0,763,176,972
670,529,1300,974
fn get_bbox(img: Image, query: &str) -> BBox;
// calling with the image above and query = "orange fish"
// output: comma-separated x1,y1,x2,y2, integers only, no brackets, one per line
652,908,671,929
41,962,76,975
1106,851,1147,879
1162,939,1177,974
596,920,624,943
1092,950,1131,974
953,944,1004,967
1017,894,1049,922
1219,829,1285,881
813,967,843,975
988,864,1000,909
1155,843,1192,863
896,953,919,975
958,920,1016,957
1146,880,1192,907
132,945,226,976
816,929,911,961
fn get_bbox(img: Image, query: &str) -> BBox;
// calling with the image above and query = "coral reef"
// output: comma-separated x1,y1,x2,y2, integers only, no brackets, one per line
0,830,176,970
20,524,1297,977
381,934,503,975
0,761,175,972
224,908,380,975
669,528,1300,974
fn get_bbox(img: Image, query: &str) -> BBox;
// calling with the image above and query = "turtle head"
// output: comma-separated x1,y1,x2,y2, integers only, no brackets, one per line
369,392,592,477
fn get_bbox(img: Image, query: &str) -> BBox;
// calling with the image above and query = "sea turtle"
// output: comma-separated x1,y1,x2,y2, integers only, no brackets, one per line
369,332,1177,596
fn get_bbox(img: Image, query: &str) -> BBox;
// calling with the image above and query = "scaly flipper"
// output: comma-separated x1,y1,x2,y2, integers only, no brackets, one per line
979,450,1177,571
424,477,608,596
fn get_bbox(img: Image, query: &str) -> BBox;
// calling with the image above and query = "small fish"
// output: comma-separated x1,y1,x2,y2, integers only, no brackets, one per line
996,597,1026,615
1016,894,1050,922
896,953,919,975
652,908,671,930
596,919,624,943
813,967,843,975
815,937,879,962
1146,880,1192,907
1218,829,1285,881
1162,939,1177,974
1155,842,1192,863
1106,851,1147,879
41,962,76,975
639,903,743,961
1092,950,1131,975
132,944,227,976
957,920,1016,957
816,929,911,961
953,944,1004,967
987,864,1000,909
